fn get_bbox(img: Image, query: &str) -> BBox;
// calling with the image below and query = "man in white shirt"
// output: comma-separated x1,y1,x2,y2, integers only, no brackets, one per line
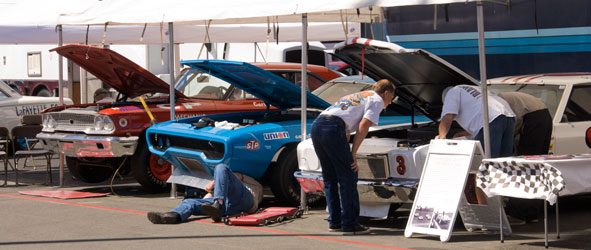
436,85,516,158
311,79,395,235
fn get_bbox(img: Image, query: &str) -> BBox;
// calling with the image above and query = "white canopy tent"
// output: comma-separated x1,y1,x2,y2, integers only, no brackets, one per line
3,0,509,197
56,0,505,157
0,22,360,44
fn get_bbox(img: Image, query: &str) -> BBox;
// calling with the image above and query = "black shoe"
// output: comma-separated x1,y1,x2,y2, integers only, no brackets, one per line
329,224,342,232
147,212,181,224
202,200,222,222
342,224,370,235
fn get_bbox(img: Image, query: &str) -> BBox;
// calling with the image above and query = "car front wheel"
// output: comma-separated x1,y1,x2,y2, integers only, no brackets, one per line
269,146,322,205
131,142,170,192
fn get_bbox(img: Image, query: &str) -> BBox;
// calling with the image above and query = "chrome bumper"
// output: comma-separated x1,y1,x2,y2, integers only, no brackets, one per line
37,132,139,158
294,171,418,204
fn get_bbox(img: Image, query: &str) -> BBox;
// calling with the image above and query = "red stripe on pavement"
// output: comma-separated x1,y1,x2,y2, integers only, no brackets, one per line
0,193,146,215
0,193,413,250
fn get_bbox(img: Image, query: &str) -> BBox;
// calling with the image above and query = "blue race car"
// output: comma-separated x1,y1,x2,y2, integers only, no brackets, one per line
146,60,429,204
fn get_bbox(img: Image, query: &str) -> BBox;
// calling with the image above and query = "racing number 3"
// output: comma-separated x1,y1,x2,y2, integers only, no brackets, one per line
396,156,406,175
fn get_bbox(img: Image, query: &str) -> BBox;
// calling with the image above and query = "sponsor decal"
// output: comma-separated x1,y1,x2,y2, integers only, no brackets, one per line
295,134,311,139
253,102,266,107
263,131,290,140
175,113,205,119
14,103,57,116
118,106,142,112
245,140,260,151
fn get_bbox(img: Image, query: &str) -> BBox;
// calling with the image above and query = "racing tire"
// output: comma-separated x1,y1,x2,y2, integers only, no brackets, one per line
131,142,170,192
66,157,116,183
269,146,322,205
387,203,404,218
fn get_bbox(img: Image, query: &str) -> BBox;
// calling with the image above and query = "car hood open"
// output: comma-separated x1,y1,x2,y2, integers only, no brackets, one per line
333,38,478,121
51,44,185,99
181,60,330,110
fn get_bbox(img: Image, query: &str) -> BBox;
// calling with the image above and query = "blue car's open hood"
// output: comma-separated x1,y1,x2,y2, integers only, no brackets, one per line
181,60,330,110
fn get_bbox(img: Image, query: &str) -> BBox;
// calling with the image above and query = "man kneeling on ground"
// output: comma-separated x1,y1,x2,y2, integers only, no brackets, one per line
147,163,263,224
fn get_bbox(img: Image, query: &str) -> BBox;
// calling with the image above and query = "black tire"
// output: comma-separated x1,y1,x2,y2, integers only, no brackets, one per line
269,146,322,205
387,203,404,218
131,142,169,192
66,157,116,183
35,88,52,97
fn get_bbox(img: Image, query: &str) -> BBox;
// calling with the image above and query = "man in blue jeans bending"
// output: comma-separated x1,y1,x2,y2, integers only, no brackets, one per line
147,164,262,224
311,79,395,235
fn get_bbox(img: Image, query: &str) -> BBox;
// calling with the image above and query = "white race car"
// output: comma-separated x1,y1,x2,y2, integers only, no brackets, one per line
296,38,591,218
0,79,72,138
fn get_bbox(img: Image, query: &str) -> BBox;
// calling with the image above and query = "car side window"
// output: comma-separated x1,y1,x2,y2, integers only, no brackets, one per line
562,85,591,122
0,89,8,100
294,73,324,91
272,71,325,91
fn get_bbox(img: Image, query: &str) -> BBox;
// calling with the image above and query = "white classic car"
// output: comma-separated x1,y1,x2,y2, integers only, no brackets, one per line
0,79,72,135
296,38,591,218
296,38,474,218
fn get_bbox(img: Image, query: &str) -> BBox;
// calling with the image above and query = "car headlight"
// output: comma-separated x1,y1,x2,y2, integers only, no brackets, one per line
42,114,57,130
94,116,105,130
87,115,115,134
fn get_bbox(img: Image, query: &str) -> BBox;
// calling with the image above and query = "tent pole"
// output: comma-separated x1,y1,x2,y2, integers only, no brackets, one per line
477,1,491,158
300,14,308,212
168,22,177,198
57,24,65,187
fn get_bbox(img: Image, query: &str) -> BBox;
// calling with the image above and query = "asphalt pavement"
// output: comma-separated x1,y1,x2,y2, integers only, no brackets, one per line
1,157,590,250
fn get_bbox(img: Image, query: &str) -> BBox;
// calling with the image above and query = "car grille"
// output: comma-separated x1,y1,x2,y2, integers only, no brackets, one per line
150,133,225,160
51,112,96,132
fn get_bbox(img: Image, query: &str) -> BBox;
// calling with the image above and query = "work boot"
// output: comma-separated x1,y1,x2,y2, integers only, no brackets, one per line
342,224,370,235
147,212,181,224
202,200,222,222
328,224,342,232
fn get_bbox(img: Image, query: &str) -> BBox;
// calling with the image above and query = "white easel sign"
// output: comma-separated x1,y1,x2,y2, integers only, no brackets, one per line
404,139,481,242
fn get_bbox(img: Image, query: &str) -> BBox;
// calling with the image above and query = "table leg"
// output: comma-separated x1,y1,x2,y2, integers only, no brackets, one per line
499,206,505,243
500,206,504,243
544,200,548,249
556,197,560,239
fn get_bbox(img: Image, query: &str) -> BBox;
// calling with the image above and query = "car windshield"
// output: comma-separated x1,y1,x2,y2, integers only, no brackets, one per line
313,77,420,116
175,68,233,100
488,84,564,119
0,80,17,99
313,81,373,105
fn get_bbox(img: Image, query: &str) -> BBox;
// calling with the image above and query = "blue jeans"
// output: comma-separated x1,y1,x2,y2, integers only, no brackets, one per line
172,164,253,221
311,115,360,231
474,115,515,158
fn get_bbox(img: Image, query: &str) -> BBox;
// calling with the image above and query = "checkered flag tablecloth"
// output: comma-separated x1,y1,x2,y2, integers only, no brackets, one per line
477,160,565,205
